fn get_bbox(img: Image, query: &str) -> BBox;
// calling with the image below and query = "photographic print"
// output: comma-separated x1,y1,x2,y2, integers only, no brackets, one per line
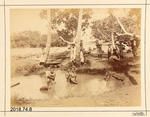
10,8,141,107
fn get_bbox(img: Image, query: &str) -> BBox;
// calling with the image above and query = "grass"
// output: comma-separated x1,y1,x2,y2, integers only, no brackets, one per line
11,47,69,77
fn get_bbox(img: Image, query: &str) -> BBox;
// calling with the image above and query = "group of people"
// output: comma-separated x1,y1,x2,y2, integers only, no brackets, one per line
43,32,139,89
45,66,78,90
70,40,85,65
107,34,139,61
107,41,124,61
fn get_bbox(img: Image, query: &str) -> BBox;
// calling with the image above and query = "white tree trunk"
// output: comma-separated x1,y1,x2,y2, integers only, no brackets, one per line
111,32,115,49
115,15,127,34
45,9,52,62
74,9,83,61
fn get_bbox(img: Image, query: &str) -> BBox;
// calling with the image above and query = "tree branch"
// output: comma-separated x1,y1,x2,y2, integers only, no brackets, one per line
59,36,74,45
114,15,139,38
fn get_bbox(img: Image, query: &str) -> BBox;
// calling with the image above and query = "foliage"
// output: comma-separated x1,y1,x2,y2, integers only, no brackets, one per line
91,14,122,41
11,31,67,48
91,9,141,41
11,9,141,48
40,9,92,42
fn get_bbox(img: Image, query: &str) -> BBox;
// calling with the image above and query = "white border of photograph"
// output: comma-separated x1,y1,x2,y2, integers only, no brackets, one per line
4,0,146,6
0,6,5,112
4,5,146,115
146,4,150,111
0,0,4,5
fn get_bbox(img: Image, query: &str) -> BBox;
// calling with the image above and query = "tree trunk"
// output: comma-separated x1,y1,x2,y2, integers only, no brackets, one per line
45,9,52,62
111,32,115,49
75,9,83,62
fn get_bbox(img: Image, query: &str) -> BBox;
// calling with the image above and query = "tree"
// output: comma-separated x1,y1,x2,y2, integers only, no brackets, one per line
91,14,123,41
40,9,92,43
40,9,92,63
11,31,41,48
91,9,140,42
128,8,141,35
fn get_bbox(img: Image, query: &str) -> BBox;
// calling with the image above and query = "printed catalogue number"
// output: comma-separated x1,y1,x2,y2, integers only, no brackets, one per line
10,107,32,112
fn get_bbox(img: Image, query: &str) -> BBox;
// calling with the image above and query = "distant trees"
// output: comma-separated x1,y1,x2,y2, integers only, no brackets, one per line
11,31,67,48
11,31,41,48
11,9,141,48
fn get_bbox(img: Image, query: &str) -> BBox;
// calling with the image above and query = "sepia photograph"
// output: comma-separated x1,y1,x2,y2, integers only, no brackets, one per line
10,8,141,107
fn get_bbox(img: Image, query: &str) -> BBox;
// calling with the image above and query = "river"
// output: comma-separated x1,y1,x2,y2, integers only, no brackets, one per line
11,70,123,101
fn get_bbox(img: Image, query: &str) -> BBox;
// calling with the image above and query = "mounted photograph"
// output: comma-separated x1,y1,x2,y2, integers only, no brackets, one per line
10,8,141,107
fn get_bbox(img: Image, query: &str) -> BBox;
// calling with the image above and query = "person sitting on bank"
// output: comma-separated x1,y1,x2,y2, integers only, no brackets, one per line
96,40,102,58
113,41,120,59
80,49,85,65
131,35,138,57
118,41,125,59
108,44,112,60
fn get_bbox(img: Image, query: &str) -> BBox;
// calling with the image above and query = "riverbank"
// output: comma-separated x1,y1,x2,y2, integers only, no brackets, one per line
11,48,141,107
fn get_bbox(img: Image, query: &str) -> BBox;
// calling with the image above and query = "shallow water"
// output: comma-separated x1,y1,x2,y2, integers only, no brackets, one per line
11,70,121,100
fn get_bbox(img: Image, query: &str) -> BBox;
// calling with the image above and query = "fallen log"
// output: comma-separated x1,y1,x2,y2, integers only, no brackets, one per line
106,70,137,85
11,82,20,88
112,74,124,81
124,71,138,85
40,86,48,91
105,71,124,81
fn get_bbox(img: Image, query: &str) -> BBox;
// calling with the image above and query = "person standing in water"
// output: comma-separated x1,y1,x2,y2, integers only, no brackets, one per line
65,66,78,85
65,66,78,96
46,67,56,89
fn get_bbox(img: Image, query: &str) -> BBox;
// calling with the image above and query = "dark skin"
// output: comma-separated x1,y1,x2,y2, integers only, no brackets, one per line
47,68,56,88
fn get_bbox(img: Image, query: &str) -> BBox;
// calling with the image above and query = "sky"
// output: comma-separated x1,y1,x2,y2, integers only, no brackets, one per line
10,8,130,34
10,9,48,34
